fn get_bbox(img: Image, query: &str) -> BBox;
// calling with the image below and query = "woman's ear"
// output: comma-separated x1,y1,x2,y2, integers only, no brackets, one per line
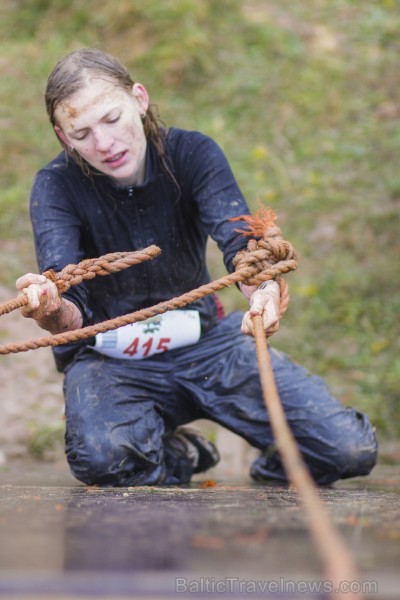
54,125,69,146
131,83,150,115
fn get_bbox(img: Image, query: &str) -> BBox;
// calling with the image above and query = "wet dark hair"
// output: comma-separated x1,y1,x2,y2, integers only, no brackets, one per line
45,47,170,179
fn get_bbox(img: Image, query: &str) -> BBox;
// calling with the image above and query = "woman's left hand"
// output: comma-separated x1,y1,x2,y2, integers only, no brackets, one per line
240,281,281,338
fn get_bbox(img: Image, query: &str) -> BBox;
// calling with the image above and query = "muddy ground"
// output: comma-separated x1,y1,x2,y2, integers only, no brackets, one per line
0,284,65,463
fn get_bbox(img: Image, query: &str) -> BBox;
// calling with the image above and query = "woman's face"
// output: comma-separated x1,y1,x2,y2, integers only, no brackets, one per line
54,76,149,186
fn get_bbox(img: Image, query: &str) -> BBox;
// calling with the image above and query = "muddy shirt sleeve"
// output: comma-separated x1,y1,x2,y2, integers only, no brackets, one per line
29,165,93,326
174,131,252,273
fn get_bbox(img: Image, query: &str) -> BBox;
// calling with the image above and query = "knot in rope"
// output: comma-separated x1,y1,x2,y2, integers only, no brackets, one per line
232,237,297,287
230,209,298,315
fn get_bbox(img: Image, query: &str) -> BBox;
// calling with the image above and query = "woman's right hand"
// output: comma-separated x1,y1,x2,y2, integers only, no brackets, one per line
16,273,61,320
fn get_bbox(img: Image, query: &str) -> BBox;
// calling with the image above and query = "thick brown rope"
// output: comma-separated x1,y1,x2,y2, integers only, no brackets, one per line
232,209,296,316
0,213,297,355
253,315,363,600
0,247,161,317
0,209,296,355
0,243,296,355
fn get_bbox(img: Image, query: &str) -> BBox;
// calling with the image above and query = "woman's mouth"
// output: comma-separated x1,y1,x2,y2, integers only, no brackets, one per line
105,151,127,167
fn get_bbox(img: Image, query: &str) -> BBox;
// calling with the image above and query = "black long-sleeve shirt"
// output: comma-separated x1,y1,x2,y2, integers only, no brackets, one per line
30,127,251,367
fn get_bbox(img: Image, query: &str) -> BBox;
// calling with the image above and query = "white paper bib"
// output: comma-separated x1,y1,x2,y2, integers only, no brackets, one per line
93,310,201,360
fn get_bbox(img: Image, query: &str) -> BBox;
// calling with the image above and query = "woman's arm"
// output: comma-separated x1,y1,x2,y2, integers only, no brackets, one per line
178,131,282,338
28,157,92,327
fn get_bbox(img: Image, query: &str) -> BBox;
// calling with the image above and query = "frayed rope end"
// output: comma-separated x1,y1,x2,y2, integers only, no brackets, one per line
230,207,277,237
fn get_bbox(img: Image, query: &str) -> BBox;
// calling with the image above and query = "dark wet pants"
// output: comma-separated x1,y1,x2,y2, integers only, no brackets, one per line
64,312,378,486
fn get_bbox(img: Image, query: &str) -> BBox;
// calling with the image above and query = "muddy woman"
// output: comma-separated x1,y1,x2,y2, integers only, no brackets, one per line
16,48,377,486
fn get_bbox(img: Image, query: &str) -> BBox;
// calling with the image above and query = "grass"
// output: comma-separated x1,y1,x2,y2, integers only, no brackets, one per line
0,0,399,435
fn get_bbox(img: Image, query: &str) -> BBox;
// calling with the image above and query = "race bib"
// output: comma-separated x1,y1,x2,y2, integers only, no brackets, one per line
93,310,201,360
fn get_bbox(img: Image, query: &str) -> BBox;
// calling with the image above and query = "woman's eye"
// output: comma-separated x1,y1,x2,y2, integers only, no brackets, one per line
108,115,120,124
72,130,88,141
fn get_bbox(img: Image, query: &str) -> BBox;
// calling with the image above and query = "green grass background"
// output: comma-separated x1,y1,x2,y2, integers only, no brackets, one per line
0,0,399,437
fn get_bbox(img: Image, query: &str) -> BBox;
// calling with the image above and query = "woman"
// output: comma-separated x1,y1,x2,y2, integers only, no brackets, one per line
17,48,377,486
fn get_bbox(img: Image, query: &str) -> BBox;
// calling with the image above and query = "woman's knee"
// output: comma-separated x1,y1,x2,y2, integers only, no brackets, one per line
331,409,378,478
65,431,124,484
312,409,378,484
65,431,163,486
251,408,378,486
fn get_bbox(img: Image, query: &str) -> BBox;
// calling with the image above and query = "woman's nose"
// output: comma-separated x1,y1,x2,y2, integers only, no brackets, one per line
94,128,113,152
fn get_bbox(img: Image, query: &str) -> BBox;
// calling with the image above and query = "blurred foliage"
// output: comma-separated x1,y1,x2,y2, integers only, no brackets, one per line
0,0,399,435
27,420,64,461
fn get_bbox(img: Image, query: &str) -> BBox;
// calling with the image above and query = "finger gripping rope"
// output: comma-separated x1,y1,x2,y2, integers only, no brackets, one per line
0,247,161,316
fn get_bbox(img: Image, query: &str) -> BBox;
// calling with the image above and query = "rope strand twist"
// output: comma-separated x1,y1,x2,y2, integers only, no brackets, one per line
0,247,161,317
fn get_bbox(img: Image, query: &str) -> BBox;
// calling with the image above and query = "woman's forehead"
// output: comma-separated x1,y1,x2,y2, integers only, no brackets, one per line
55,77,131,125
